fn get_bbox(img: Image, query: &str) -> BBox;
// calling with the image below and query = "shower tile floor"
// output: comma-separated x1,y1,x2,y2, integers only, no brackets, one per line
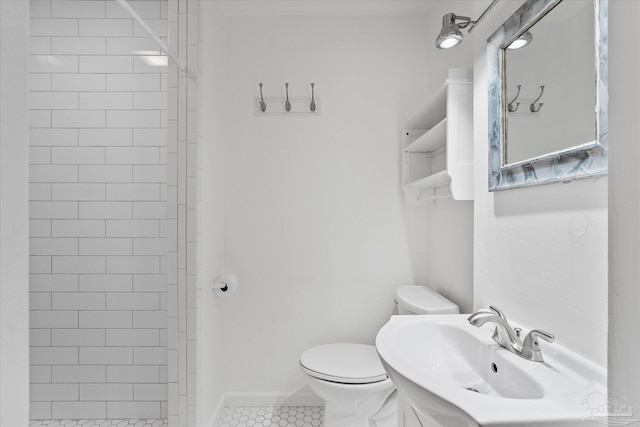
30,420,167,427
217,406,323,427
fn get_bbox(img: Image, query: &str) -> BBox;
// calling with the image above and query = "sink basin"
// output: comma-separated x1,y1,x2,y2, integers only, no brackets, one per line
376,315,606,426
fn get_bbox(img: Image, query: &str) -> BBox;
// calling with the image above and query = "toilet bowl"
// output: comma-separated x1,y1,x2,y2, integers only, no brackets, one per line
300,286,459,427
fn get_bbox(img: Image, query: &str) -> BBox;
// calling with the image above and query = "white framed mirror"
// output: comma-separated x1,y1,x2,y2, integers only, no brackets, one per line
487,0,608,191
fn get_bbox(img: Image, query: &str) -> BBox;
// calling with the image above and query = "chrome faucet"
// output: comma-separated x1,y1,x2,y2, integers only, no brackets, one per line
467,306,555,362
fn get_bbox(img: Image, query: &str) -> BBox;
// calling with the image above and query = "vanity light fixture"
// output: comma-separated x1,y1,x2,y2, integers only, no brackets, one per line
435,0,501,49
506,31,534,50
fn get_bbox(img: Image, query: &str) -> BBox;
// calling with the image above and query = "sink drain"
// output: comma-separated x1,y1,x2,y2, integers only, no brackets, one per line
466,387,480,393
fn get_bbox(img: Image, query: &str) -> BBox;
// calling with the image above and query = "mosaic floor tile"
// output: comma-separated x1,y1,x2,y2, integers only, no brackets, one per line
217,406,323,427
30,420,167,427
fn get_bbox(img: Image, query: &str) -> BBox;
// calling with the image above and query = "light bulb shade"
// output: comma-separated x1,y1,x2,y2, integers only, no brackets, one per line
507,30,533,50
436,13,464,49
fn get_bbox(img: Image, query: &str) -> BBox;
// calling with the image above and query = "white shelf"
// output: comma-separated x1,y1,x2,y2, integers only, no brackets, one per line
405,118,447,153
401,69,474,206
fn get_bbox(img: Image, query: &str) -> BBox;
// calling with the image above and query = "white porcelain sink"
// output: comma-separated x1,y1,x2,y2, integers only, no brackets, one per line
376,315,606,426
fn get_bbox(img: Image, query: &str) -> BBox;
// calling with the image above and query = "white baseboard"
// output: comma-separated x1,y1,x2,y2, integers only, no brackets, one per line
206,391,323,426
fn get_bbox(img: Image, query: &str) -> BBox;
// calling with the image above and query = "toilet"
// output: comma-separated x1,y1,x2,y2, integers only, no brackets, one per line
299,285,460,427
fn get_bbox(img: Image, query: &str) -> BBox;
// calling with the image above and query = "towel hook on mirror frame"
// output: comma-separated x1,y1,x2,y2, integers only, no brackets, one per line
530,85,545,113
507,84,521,112
285,83,291,112
258,83,266,112
310,83,316,112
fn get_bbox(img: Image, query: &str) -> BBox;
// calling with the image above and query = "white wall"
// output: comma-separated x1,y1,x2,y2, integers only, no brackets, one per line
608,0,640,419
472,0,608,366
0,1,30,426
198,3,475,398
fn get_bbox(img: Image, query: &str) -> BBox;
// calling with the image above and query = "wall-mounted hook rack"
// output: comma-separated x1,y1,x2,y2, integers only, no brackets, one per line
506,84,545,117
529,85,545,112
255,82,321,117
508,84,521,112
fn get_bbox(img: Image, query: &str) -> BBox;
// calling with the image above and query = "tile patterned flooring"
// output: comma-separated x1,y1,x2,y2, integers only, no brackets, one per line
217,406,324,427
30,420,167,427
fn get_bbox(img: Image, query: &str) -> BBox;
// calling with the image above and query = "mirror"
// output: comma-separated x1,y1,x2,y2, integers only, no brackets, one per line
487,0,607,191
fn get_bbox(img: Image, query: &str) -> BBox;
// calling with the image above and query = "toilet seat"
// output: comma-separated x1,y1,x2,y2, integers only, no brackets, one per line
300,343,388,384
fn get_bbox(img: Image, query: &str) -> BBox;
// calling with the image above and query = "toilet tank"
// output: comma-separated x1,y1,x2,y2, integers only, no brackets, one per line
395,285,460,315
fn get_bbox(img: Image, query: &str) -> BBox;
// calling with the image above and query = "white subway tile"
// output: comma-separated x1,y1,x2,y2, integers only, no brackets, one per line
30,147,51,164
30,220,52,238
160,74,168,92
30,329,52,347
106,220,159,237
30,255,52,273
30,292,52,310
106,183,161,201
79,311,132,329
79,92,133,110
51,36,106,55
107,401,161,419
52,365,106,383
30,165,78,183
51,292,105,310
51,1,106,18
30,91,78,110
133,56,168,74
79,201,132,219
106,1,161,19
79,128,132,147
30,201,78,220
51,147,105,164
132,202,166,219
106,329,159,347
30,109,51,128
159,327,167,346
52,402,106,420
106,147,160,164
79,238,132,256
31,384,79,402
52,256,106,274
31,365,52,383
107,74,160,92
79,55,133,74
133,346,167,364
106,256,160,274
30,0,51,18
107,365,159,383
51,328,106,346
52,73,106,92
79,19,133,37
30,274,78,292
133,238,166,256
52,110,106,128
79,346,133,364
133,19,167,37
132,165,166,183
133,275,167,292
78,274,132,292
133,92,167,110
30,128,78,147
106,293,160,311
106,37,159,55
80,383,133,401
30,183,52,200
30,238,78,256
30,311,78,329
52,219,105,237
79,165,132,182
106,110,160,128
134,384,167,401
30,55,79,73
30,74,52,91
31,402,52,420
31,347,78,366
51,183,106,201
31,19,78,36
30,37,51,55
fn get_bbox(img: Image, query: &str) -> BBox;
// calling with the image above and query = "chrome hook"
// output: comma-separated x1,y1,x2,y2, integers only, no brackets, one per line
258,83,266,112
310,83,316,112
530,85,545,113
285,83,291,112
507,84,521,113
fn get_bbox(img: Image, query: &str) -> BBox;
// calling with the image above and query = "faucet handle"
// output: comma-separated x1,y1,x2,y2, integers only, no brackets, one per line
521,329,555,362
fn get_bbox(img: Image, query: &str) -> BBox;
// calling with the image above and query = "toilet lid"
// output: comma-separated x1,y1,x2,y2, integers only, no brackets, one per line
300,343,388,384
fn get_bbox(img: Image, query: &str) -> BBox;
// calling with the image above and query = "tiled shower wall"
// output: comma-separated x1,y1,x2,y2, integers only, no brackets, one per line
29,0,168,420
